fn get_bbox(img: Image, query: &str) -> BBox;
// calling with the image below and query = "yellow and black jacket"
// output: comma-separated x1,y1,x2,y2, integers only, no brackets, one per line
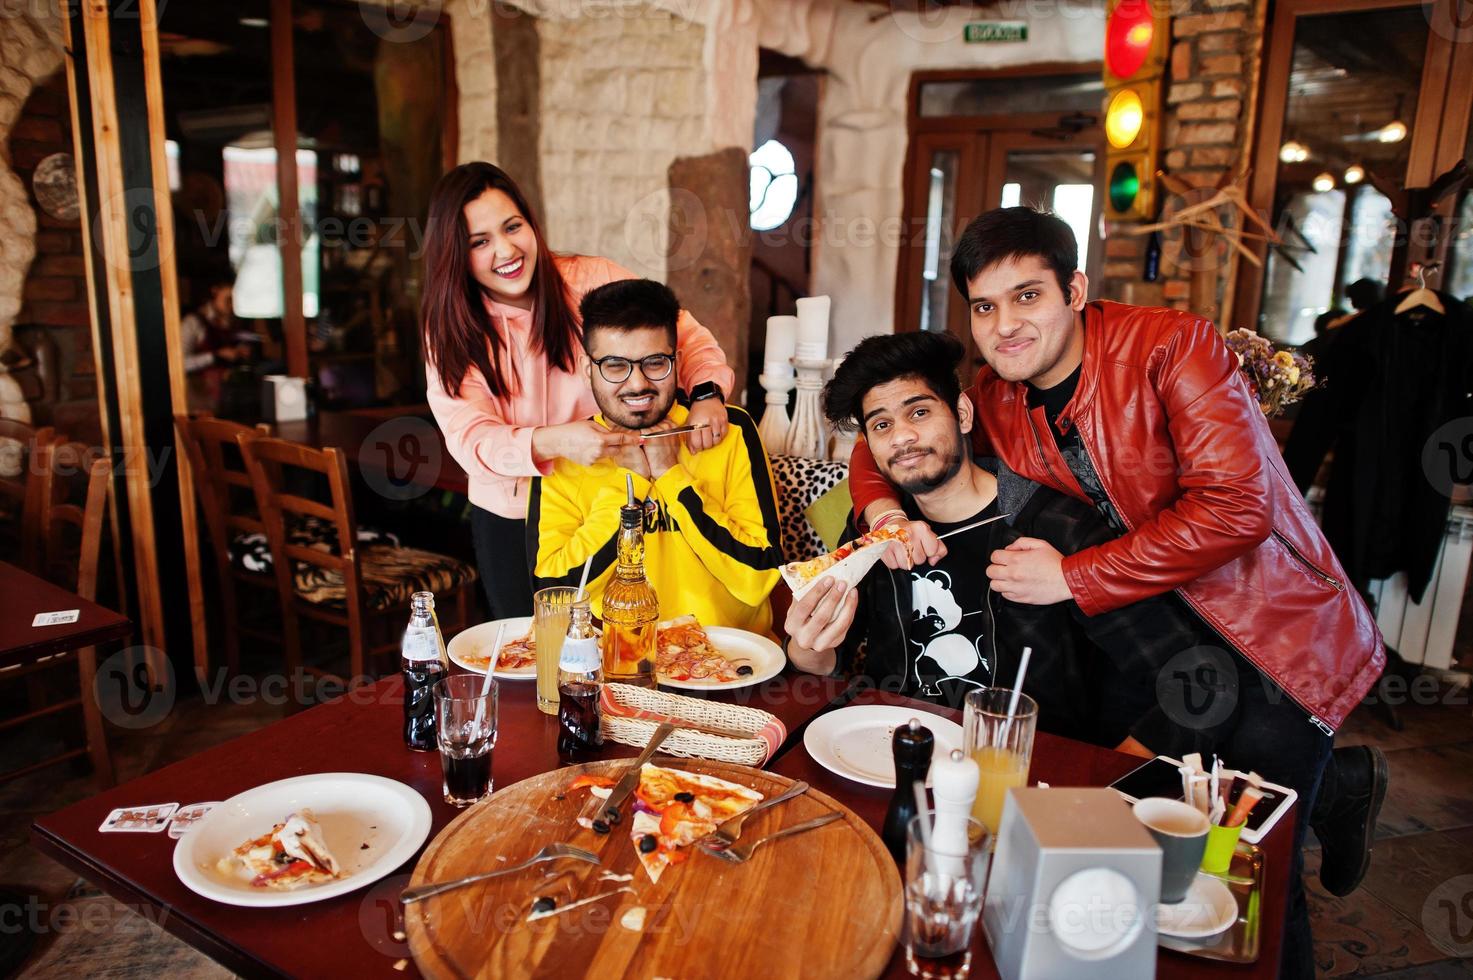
527,404,783,638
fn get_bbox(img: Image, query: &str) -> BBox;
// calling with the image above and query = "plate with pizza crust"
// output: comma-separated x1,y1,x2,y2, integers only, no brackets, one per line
447,616,536,679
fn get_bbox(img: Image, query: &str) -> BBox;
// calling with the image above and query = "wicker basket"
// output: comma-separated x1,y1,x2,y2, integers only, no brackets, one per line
599,683,787,767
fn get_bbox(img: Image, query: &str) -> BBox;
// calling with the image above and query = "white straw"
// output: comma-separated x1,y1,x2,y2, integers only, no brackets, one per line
472,622,506,730
576,556,594,602
1004,647,1032,723
913,781,933,871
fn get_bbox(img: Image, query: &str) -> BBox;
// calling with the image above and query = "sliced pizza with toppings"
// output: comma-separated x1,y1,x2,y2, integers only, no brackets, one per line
566,765,763,883
783,523,910,586
215,809,344,890
656,615,745,683
462,626,536,672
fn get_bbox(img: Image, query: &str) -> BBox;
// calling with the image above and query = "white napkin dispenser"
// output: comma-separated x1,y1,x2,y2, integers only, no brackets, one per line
262,375,309,423
983,787,1160,980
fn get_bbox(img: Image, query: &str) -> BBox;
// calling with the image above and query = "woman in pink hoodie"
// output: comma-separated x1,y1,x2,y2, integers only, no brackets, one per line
422,163,735,618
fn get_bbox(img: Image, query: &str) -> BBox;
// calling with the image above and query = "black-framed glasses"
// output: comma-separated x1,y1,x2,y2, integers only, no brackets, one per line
591,353,675,384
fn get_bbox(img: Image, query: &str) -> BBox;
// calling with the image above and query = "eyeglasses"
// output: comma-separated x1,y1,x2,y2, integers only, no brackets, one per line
591,353,675,384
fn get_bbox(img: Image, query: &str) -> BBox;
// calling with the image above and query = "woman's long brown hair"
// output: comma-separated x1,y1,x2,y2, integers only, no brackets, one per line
421,162,580,399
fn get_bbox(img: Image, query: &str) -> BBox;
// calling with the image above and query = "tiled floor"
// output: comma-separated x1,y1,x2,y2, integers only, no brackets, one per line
2,675,1471,977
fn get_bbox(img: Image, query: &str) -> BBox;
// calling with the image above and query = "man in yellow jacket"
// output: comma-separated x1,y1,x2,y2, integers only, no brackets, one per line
527,278,782,638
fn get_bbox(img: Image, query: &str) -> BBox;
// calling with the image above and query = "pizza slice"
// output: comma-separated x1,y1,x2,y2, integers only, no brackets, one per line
783,523,910,587
656,615,744,683
216,809,344,890
627,764,763,883
494,628,537,671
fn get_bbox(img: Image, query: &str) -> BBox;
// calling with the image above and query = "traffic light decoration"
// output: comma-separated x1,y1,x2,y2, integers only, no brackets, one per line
1103,0,1169,220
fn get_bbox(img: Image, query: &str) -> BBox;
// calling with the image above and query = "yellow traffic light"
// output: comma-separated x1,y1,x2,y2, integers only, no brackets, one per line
1103,0,1168,221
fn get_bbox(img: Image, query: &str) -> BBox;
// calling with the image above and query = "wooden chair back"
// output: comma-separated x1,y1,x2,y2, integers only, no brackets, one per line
0,418,55,569
174,414,269,568
36,439,109,592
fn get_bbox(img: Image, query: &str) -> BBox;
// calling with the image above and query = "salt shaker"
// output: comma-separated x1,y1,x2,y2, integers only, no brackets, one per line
929,748,980,876
882,718,934,863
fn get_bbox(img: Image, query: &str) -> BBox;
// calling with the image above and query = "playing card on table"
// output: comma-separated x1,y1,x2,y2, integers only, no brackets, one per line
99,803,178,833
167,802,220,839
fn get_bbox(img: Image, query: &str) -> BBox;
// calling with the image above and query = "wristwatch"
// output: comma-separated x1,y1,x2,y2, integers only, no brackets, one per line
689,381,724,404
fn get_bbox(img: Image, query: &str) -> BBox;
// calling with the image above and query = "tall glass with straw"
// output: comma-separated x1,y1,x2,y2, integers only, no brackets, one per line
962,647,1038,847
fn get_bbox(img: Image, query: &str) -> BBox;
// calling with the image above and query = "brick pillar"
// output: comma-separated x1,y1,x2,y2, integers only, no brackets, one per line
1099,0,1264,326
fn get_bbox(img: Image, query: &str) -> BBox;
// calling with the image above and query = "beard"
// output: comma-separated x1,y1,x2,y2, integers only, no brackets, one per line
883,427,966,496
599,387,675,431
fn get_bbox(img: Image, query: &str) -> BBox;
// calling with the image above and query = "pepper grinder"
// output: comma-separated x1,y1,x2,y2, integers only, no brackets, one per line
882,718,934,864
929,748,980,877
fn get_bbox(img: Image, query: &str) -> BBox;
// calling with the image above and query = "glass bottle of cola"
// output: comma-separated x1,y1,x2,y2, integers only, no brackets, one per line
558,602,603,763
402,591,449,752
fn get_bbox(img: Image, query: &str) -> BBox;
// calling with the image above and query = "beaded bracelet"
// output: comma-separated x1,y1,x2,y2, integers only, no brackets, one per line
870,509,907,532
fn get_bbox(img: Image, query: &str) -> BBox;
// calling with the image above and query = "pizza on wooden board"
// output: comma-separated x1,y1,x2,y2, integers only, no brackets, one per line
569,765,763,882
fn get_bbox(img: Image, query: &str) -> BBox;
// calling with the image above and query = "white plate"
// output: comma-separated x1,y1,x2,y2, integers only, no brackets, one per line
447,616,535,679
172,773,432,908
450,620,785,691
1157,874,1237,939
657,626,786,692
803,704,965,788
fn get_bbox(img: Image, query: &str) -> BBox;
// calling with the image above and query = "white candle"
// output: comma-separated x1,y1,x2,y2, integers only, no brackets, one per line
795,295,831,358
765,315,798,375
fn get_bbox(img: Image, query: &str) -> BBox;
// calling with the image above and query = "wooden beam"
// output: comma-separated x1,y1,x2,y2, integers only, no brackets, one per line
272,0,308,379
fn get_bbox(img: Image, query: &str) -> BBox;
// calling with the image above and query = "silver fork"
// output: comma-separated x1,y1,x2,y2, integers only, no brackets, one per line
698,811,843,864
697,781,810,851
400,843,601,904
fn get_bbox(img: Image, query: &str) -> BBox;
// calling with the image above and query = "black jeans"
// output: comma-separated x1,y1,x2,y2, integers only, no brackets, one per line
470,506,534,619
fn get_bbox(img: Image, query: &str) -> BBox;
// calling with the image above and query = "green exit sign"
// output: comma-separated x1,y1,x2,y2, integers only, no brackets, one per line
964,21,1028,42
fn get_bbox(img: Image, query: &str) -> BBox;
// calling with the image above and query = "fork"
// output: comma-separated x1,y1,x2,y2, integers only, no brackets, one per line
697,781,810,850
698,811,843,864
400,843,601,904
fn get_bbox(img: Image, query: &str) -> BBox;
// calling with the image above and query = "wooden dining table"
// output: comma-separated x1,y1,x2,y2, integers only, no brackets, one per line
0,560,132,668
31,671,1290,979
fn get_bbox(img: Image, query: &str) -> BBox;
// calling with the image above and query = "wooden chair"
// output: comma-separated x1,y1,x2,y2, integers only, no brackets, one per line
0,418,54,570
174,414,278,676
238,434,477,684
0,447,117,786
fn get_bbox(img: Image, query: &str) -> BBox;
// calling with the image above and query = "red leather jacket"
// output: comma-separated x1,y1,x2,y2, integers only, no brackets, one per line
851,301,1384,730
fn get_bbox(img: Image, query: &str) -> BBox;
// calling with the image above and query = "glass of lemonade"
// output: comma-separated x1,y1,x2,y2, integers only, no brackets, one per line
962,687,1038,845
533,587,583,715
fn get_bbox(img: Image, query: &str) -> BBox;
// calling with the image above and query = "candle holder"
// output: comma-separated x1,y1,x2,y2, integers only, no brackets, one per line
786,356,832,460
757,369,795,453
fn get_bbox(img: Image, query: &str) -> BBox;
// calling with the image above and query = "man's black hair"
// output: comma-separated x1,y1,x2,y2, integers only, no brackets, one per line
578,278,680,350
823,331,965,433
948,206,1078,304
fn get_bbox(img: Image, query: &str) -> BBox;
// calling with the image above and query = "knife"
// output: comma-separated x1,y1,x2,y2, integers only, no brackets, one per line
599,722,676,827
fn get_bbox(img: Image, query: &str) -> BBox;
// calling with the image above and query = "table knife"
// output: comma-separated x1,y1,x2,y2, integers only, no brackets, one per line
600,721,675,824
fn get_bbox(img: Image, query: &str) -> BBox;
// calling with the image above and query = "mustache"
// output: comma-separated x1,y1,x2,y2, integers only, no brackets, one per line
888,447,933,466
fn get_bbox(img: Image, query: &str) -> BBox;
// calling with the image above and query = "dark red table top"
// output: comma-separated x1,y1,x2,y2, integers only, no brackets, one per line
771,690,1291,979
272,408,468,495
32,676,1289,978
0,560,132,668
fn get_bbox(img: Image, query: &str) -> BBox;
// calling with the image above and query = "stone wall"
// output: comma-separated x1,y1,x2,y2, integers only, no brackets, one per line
1099,0,1267,324
534,3,708,281
0,3,67,426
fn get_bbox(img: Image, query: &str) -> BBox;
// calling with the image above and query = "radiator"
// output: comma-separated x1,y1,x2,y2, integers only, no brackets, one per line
1305,489,1473,670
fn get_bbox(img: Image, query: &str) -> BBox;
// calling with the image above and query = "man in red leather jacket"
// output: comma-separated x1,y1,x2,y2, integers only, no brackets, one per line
849,207,1387,978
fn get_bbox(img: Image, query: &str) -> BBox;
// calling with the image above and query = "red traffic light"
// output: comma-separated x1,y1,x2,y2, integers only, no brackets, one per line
1106,0,1156,79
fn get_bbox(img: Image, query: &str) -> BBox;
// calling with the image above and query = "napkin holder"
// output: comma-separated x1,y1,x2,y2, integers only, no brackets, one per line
262,374,310,423
984,787,1160,980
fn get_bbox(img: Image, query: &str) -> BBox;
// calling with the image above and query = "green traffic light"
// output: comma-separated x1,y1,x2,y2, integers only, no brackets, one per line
1109,161,1140,213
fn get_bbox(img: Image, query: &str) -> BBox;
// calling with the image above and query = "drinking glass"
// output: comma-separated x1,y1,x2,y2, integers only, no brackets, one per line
962,688,1038,844
434,673,497,807
904,812,991,979
534,586,584,715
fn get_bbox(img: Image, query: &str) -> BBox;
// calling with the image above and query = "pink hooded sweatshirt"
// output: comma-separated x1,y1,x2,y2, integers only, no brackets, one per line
426,254,735,518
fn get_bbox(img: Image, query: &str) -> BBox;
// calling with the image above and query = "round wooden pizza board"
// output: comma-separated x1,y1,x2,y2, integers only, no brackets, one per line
404,758,902,979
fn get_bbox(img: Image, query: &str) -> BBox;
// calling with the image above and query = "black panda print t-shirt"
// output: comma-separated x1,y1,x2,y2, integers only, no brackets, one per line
904,499,1000,708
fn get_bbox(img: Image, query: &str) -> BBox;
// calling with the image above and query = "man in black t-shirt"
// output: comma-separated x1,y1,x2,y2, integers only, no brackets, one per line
785,332,1209,744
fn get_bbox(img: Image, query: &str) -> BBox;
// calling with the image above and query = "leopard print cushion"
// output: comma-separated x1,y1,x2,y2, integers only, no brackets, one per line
769,454,849,564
